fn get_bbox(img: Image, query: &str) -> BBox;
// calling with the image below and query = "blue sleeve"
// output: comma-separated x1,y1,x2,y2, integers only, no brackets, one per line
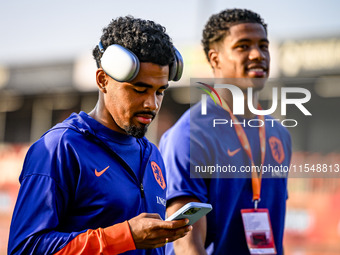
8,128,138,255
9,172,136,255
159,113,208,203
8,174,83,255
8,132,83,255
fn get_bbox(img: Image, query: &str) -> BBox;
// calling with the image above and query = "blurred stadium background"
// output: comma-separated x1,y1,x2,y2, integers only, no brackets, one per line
1,1,340,254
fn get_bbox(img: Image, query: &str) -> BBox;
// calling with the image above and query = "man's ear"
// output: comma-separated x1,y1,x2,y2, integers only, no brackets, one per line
96,68,108,93
208,49,220,70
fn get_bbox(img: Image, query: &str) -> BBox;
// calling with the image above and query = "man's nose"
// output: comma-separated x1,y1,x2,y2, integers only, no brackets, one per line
249,46,266,61
143,93,159,111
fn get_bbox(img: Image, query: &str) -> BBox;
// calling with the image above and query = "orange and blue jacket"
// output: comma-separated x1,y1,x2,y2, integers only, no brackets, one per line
8,112,167,255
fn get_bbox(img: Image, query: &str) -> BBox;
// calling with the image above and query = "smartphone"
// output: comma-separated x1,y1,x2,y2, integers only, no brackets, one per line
165,202,212,225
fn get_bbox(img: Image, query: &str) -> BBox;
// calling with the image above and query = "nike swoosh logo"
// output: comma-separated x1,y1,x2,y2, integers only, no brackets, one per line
227,148,241,157
95,166,110,177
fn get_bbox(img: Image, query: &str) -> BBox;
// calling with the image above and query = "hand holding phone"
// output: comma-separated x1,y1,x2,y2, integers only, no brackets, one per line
165,202,212,225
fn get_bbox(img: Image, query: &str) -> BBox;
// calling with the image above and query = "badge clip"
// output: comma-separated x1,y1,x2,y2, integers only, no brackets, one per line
253,199,261,210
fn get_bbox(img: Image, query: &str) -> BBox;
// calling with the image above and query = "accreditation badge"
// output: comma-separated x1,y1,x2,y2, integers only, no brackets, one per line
241,208,276,255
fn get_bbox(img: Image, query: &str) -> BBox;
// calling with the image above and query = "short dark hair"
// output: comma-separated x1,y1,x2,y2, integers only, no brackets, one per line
202,9,267,61
93,16,175,68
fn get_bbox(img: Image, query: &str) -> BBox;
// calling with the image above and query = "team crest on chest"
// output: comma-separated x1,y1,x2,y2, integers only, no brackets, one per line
151,161,166,190
269,136,285,164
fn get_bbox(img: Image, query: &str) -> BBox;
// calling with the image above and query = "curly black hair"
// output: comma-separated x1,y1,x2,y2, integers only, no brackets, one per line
202,9,267,61
93,16,174,68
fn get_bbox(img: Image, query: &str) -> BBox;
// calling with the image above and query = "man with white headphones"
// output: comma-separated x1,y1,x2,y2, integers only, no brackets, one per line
8,16,188,255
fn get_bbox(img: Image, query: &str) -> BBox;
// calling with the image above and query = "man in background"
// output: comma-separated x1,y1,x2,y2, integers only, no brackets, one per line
160,9,291,255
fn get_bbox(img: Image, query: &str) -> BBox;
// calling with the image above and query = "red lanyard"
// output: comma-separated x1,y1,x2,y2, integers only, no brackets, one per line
217,97,266,205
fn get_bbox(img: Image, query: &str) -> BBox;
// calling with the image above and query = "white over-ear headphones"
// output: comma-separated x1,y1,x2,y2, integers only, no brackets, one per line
98,42,183,82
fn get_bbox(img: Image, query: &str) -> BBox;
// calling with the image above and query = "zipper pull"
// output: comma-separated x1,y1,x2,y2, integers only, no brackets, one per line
140,183,145,198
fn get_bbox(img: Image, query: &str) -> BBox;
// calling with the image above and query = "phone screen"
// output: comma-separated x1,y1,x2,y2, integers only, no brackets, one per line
183,207,201,215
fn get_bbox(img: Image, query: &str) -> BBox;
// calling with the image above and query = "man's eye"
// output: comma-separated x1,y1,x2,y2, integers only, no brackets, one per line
156,90,165,96
260,44,269,50
236,45,249,50
134,89,147,94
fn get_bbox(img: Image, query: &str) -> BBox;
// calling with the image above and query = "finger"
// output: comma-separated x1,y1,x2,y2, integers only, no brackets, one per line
137,237,170,249
139,217,188,233
158,218,190,229
151,229,190,246
166,231,189,243
146,224,192,241
167,224,192,237
140,225,192,249
166,225,193,243
142,213,163,220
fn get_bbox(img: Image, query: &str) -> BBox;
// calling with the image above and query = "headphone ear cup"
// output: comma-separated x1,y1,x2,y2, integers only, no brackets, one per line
169,48,184,81
168,57,177,81
100,44,140,82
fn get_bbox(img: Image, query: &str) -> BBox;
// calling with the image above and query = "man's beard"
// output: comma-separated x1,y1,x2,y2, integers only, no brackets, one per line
124,124,149,138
